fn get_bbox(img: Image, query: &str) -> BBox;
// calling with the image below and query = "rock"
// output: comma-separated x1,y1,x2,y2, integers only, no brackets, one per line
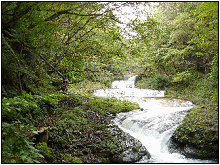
108,122,150,163
168,135,218,160
28,127,49,143
94,130,102,135
38,131,49,143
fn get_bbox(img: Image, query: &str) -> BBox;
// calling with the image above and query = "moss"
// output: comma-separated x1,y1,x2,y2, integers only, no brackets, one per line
60,154,82,163
173,106,218,158
35,142,54,162
87,96,140,116
100,157,110,163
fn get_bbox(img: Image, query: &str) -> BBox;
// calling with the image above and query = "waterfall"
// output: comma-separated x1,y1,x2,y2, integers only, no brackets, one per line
94,75,165,98
94,75,216,163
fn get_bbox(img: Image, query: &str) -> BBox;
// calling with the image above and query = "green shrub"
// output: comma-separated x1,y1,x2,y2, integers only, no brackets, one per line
136,73,170,90
2,122,44,163
60,154,82,163
1,92,74,163
35,142,54,161
150,74,170,89
49,107,89,147
2,93,61,124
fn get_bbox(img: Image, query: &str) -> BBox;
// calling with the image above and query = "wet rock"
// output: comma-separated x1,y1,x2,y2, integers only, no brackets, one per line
108,122,150,163
94,130,103,135
106,112,116,118
168,136,218,160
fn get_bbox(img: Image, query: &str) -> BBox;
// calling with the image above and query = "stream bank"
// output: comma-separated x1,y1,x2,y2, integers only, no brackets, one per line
39,95,150,163
2,92,149,163
169,105,218,160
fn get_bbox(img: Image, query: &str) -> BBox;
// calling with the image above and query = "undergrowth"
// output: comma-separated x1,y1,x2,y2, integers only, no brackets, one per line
1,92,82,163
2,84,140,163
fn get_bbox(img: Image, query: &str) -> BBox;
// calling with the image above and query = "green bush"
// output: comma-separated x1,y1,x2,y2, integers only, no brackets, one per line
150,74,170,89
60,154,82,163
49,107,89,147
2,93,61,124
2,122,44,163
35,142,54,161
1,92,73,163
136,73,170,90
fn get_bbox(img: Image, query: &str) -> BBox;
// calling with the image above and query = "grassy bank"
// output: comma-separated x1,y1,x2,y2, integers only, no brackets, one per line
166,78,218,159
135,73,218,159
2,80,140,163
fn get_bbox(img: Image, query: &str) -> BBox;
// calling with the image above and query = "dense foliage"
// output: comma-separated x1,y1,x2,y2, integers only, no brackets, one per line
133,2,218,103
2,93,62,163
2,2,141,97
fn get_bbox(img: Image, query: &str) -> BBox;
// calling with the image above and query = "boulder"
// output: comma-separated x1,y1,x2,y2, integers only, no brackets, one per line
108,122,150,163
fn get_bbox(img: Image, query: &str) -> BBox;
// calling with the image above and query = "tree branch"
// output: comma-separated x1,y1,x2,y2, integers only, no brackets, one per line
65,16,97,45
44,7,104,22
3,3,36,29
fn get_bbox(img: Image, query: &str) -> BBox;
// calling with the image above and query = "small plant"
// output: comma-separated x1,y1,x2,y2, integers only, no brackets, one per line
49,107,89,147
2,93,71,163
136,73,170,90
132,147,139,152
100,157,110,163
35,142,54,162
150,74,170,90
2,93,62,124
2,122,44,163
60,154,82,163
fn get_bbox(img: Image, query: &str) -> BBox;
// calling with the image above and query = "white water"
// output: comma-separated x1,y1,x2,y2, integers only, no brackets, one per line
94,75,216,163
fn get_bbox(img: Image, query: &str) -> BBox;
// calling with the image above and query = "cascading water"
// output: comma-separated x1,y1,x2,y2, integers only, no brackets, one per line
94,75,216,163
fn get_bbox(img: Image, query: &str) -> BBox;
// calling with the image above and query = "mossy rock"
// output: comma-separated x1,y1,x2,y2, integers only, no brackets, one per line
171,106,218,159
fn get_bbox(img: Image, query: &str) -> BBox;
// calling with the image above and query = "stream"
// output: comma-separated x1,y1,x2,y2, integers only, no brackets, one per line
94,75,216,163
